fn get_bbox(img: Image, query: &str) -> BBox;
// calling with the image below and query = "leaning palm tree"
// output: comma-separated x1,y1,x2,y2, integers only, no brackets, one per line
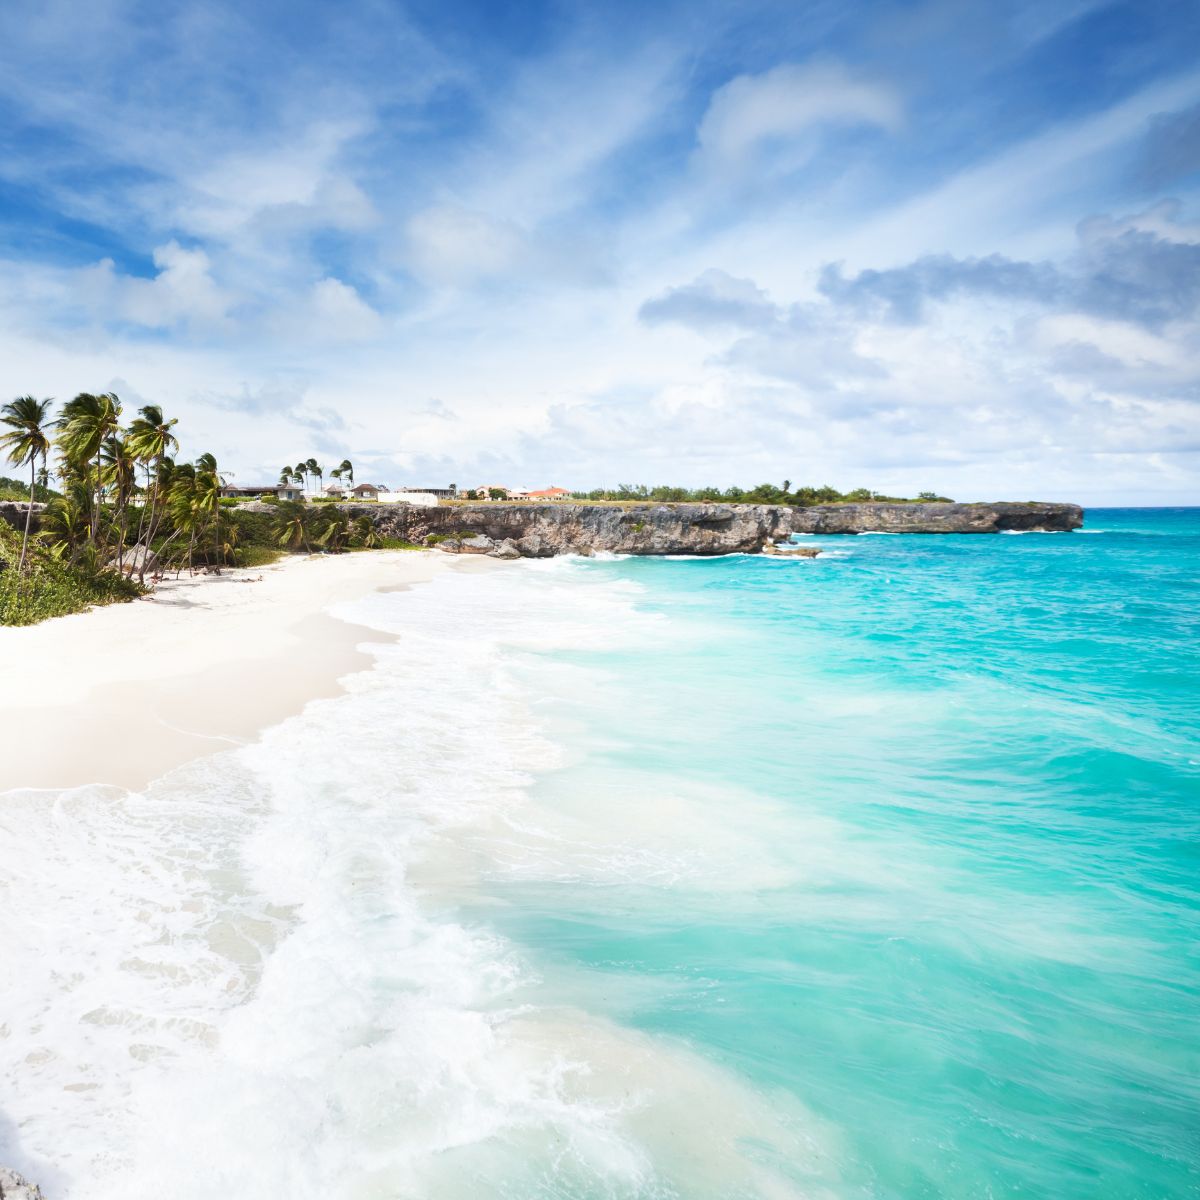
305,457,323,496
331,458,354,496
293,462,309,496
0,395,53,571
56,392,122,549
126,405,179,579
37,483,91,564
350,514,380,548
273,501,313,552
101,433,137,568
195,452,227,569
313,508,346,552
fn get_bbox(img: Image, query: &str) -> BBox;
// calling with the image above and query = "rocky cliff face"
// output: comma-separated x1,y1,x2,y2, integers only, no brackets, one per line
0,1166,45,1199
786,500,1083,535
346,500,1083,557
0,501,44,533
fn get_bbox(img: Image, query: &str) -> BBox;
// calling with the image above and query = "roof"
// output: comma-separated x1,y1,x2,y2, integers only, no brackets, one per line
527,487,572,497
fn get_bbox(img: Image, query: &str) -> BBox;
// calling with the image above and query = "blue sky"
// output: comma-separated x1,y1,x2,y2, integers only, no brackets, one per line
1,0,1198,502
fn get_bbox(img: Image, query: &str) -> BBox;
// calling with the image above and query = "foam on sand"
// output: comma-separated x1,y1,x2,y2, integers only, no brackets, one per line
0,558,843,1198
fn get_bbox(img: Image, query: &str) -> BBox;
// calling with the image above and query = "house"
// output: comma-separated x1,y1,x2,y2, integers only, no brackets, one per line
351,483,381,500
527,487,572,501
393,485,457,500
377,491,438,507
324,481,348,498
221,484,304,502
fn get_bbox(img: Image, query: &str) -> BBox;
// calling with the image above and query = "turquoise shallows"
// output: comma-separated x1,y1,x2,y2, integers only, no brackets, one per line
466,509,1200,1199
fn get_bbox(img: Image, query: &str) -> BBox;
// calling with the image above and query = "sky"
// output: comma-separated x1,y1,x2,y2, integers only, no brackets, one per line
0,0,1198,504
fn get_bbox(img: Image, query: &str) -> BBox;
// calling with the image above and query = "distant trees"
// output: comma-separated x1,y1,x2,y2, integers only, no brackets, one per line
571,483,955,506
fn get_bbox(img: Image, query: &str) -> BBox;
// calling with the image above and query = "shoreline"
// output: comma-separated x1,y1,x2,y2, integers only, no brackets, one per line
0,551,499,793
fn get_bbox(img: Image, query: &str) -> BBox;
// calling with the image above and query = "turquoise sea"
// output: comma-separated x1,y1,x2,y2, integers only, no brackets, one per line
2,508,1197,1199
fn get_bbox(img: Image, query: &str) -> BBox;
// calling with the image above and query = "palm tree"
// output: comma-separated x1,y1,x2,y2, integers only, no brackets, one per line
37,483,91,563
351,514,380,548
273,501,313,552
305,457,323,497
166,463,200,573
56,392,122,548
314,508,350,552
195,452,227,570
293,462,308,496
330,458,353,498
101,434,137,568
126,405,179,579
0,395,53,571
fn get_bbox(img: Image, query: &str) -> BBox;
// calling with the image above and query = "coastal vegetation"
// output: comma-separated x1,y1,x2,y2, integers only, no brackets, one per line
0,519,142,626
570,483,954,505
0,393,390,627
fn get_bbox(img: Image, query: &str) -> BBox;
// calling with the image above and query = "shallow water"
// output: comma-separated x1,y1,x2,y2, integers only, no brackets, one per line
2,508,1197,1197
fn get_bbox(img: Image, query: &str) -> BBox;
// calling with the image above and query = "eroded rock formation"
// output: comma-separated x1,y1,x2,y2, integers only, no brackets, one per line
344,500,1083,557
0,1166,45,1199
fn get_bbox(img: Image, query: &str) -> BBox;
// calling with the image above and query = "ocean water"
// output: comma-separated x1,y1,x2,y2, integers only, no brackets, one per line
2,507,1198,1198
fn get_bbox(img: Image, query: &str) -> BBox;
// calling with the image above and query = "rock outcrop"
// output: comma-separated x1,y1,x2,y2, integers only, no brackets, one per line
0,501,44,534
785,500,1083,535
340,500,1083,557
0,1167,45,1199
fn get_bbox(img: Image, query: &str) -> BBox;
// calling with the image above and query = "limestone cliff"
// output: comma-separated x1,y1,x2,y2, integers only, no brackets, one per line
347,500,1083,557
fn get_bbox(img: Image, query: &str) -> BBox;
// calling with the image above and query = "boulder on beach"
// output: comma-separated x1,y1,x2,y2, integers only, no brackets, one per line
110,545,160,576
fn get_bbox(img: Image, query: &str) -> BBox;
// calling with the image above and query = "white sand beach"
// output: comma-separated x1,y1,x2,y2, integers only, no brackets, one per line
0,551,492,792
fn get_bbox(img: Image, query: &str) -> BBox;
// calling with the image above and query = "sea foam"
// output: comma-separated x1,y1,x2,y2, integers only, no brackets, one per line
0,560,837,1199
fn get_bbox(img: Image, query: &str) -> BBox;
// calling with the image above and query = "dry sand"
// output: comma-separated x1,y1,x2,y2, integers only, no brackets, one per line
0,551,491,792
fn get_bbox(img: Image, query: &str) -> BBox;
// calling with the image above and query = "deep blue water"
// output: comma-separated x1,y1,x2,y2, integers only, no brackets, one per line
469,508,1200,1198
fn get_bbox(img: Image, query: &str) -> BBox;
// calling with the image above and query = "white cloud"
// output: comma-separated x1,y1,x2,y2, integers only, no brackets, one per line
405,206,528,287
304,278,386,342
697,61,901,166
638,269,779,332
67,241,231,332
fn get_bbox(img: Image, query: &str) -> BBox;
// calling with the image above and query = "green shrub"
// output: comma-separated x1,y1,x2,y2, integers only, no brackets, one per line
0,523,143,626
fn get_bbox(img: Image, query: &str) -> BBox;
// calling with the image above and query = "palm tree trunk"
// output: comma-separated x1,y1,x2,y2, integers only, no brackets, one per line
18,457,34,572
132,464,150,568
139,461,163,584
92,448,102,547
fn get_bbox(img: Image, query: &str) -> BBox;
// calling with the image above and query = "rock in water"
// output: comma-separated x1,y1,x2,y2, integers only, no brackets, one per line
489,539,522,560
